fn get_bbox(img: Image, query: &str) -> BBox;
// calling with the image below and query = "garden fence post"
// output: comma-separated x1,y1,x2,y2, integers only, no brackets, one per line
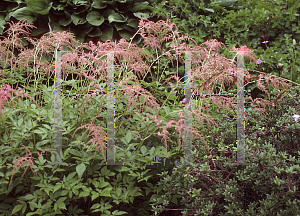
53,49,63,165
98,51,123,165
49,49,124,165
236,51,246,164
226,50,254,166
183,51,193,165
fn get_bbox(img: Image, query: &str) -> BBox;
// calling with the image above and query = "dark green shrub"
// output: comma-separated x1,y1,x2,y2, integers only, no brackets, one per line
150,85,300,215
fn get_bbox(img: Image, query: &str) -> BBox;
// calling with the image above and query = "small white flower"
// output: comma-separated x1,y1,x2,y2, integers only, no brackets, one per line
293,114,300,122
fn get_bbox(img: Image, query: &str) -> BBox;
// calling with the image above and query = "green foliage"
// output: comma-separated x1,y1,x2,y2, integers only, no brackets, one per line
149,0,300,87
150,86,300,215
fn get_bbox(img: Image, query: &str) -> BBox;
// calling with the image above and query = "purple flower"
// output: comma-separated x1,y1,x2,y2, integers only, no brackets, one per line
182,98,186,103
262,41,269,44
173,92,176,96
256,60,262,64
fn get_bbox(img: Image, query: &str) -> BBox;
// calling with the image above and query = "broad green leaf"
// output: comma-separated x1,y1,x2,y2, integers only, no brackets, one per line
204,8,214,13
53,184,61,193
66,172,77,182
91,203,101,209
112,210,128,215
87,11,105,26
79,191,90,197
57,202,66,210
87,26,102,37
59,12,72,26
91,0,107,9
42,124,52,130
99,181,110,188
22,194,35,200
108,13,126,23
99,25,113,41
126,18,139,29
100,187,112,197
60,190,68,196
130,2,153,13
27,0,53,15
118,30,132,40
91,191,100,201
171,195,181,205
116,187,122,198
34,129,45,134
18,117,23,127
76,163,86,179
71,14,86,25
140,146,147,155
12,204,23,215
11,7,37,23
133,12,150,19
57,197,67,203
101,166,110,176
215,0,237,7
125,131,132,144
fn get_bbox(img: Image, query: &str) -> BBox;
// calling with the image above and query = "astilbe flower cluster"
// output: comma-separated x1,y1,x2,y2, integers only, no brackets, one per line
8,145,53,188
0,83,40,118
0,17,293,181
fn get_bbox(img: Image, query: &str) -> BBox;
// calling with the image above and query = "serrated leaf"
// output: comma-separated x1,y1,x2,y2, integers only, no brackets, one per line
76,163,86,179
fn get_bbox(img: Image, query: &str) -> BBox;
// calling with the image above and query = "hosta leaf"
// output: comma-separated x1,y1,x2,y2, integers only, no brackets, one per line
108,13,126,23
87,11,105,26
10,7,37,23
